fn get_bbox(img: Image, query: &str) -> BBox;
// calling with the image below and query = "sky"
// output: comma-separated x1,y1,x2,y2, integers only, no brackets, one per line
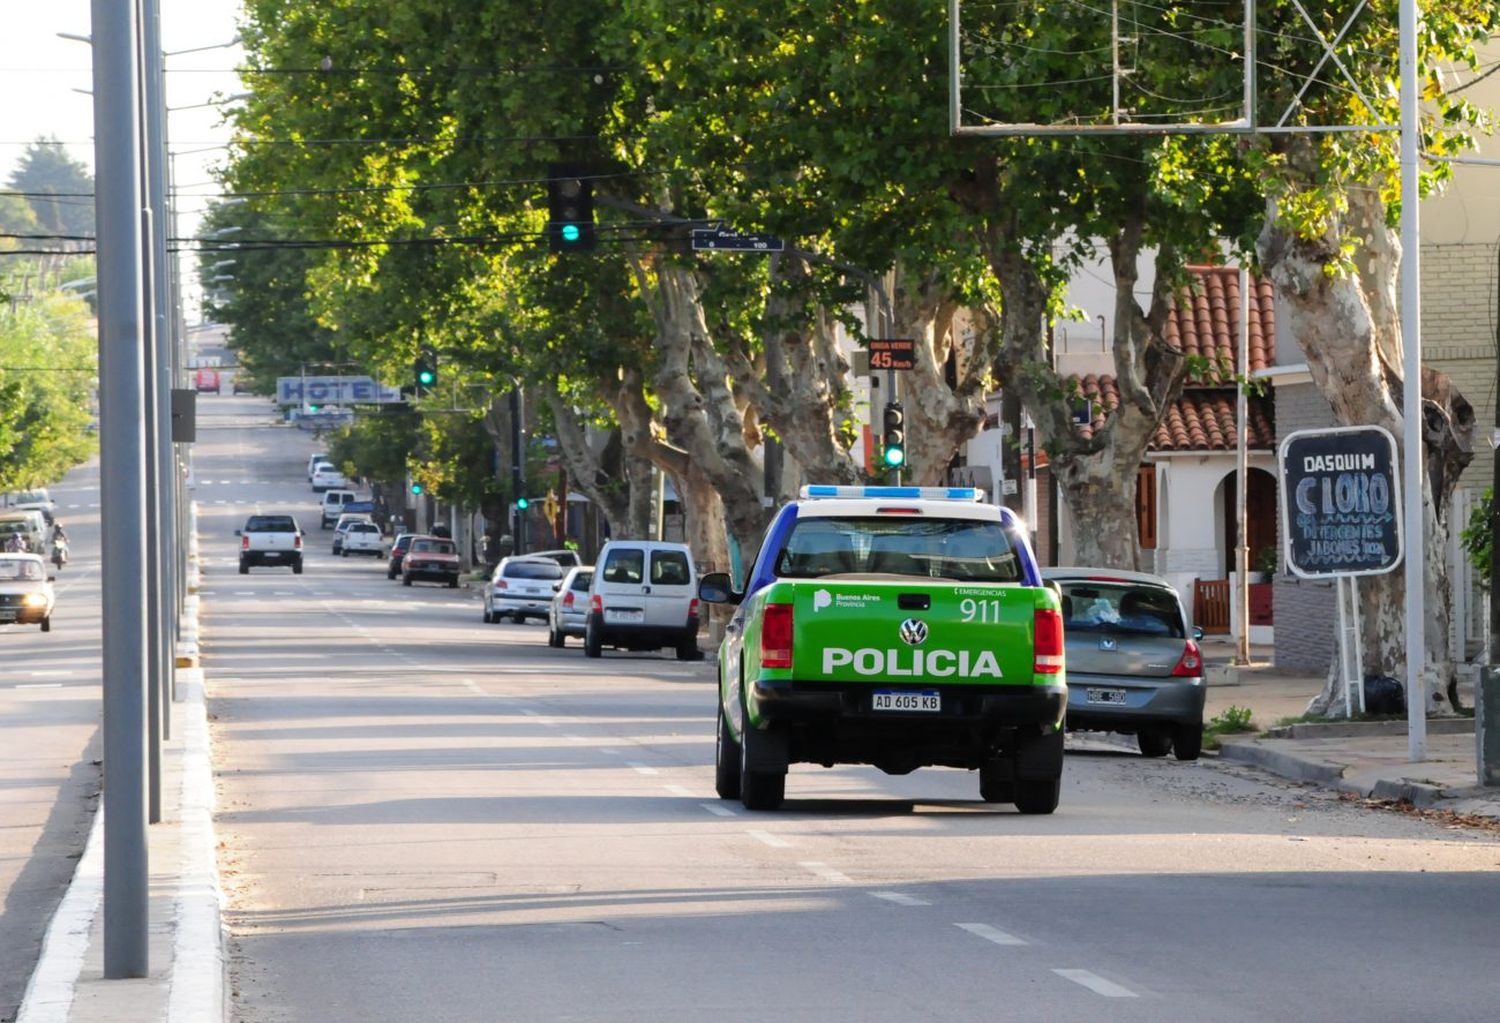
0,0,246,310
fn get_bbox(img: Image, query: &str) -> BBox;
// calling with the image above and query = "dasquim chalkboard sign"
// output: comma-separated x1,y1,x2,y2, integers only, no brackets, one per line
1278,425,1403,578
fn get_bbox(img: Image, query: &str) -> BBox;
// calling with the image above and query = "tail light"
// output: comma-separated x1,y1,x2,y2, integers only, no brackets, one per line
241,534,250,550
1171,639,1203,677
293,533,303,549
562,591,574,608
1033,607,1064,674
590,593,603,613
761,603,793,669
687,597,700,620
494,579,508,590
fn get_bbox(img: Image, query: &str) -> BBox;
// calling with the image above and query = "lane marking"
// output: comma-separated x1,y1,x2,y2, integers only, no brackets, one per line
461,680,485,695
598,749,621,756
519,709,540,717
18,683,65,689
955,922,1027,946
747,829,793,849
870,891,930,907
563,734,586,742
701,803,736,817
25,670,70,677
663,784,695,798
798,861,851,883
627,763,659,776
1053,969,1137,999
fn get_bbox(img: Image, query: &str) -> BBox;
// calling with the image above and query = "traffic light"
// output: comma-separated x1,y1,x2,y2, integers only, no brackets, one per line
882,402,906,468
410,482,424,495
546,164,596,253
515,496,530,511
414,346,437,395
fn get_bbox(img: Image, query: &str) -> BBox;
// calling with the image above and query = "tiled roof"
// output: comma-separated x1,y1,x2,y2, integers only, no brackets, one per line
1168,265,1275,383
1072,374,1274,451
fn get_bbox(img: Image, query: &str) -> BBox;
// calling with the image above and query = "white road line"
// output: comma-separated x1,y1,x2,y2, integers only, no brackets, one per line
1052,969,1137,998
519,709,540,717
232,591,254,596
462,680,485,695
25,670,70,677
747,829,793,848
798,861,851,883
701,803,736,817
598,748,621,756
627,762,659,776
663,784,695,798
562,734,586,742
955,922,1027,946
17,683,64,689
870,891,930,907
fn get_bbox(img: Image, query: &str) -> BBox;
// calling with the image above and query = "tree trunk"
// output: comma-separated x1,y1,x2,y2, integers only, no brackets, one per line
893,263,994,487
615,368,669,539
544,391,631,531
1259,187,1475,716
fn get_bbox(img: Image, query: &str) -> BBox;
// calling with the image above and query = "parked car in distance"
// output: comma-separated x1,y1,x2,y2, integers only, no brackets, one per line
548,566,594,647
194,367,220,393
483,556,565,624
0,553,55,631
386,533,415,579
236,514,304,574
331,513,374,554
306,453,327,481
0,510,48,553
1043,567,1205,761
401,535,459,587
311,462,349,493
7,488,55,516
320,489,358,528
339,521,384,557
584,540,700,660
529,548,582,569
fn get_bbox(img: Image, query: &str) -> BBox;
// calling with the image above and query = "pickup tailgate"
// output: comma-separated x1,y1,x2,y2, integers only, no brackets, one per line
251,532,298,551
784,580,1045,686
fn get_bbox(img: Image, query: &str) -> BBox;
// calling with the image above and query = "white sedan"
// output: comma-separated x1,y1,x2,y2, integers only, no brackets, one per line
0,553,55,631
310,462,349,492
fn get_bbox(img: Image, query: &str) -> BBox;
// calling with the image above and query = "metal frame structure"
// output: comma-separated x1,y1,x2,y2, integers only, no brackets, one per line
948,0,1395,137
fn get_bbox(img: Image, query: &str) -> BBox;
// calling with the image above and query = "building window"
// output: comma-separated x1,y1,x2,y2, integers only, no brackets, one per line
1137,465,1157,550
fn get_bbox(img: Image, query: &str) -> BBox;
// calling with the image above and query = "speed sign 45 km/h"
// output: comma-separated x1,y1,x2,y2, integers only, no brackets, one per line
1278,425,1403,579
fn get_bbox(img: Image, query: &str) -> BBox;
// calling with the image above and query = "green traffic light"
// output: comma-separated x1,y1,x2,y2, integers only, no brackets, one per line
410,482,424,495
516,497,530,510
418,370,435,386
883,446,906,468
560,224,581,244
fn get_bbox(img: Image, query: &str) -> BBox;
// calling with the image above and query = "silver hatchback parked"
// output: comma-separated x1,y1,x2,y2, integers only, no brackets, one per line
484,556,565,623
548,566,593,647
1044,568,1206,760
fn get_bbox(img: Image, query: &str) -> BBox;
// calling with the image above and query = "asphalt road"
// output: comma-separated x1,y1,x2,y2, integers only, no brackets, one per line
0,465,103,1023
200,396,1500,1023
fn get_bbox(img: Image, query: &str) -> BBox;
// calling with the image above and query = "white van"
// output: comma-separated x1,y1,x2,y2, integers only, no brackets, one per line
584,540,701,660
320,489,358,529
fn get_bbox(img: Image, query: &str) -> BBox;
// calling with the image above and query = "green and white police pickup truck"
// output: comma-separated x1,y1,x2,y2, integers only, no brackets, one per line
698,486,1067,813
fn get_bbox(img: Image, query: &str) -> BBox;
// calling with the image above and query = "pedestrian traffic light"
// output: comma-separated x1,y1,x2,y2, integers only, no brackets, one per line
546,164,596,253
882,402,906,468
414,346,437,395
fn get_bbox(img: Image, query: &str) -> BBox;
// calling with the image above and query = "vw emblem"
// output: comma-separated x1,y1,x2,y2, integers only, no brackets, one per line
1099,637,1117,651
899,618,928,646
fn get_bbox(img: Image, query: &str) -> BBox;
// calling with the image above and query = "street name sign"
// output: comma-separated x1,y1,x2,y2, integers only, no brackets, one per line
868,338,917,371
690,226,785,252
276,376,403,406
1278,425,1402,578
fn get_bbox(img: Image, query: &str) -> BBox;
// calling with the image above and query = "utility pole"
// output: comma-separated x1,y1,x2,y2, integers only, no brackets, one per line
1235,266,1252,666
509,387,526,556
92,0,151,979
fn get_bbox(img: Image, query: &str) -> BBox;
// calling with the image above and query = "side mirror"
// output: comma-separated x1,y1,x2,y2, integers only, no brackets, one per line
1192,626,1205,641
234,529,242,536
698,572,741,605
48,574,56,583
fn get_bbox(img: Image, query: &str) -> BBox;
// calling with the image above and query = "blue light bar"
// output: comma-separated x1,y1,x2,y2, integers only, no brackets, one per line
799,485,985,502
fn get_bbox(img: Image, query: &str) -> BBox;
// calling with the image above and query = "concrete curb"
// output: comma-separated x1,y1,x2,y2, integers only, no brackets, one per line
14,812,105,1023
1215,738,1348,785
1265,718,1475,740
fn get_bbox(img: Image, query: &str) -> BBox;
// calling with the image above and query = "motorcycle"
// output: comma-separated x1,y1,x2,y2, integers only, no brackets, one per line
51,537,68,569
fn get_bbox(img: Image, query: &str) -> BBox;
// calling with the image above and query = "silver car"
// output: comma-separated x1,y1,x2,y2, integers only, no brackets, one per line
548,566,593,647
1044,568,1206,760
483,556,565,623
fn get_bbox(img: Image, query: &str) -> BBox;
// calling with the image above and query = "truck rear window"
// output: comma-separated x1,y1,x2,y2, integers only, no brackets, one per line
245,516,296,532
775,517,1021,582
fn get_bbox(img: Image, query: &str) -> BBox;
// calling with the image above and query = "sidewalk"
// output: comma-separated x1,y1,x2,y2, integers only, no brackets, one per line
1197,637,1500,822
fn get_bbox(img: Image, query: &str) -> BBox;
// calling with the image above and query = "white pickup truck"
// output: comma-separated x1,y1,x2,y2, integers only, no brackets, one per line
237,514,305,574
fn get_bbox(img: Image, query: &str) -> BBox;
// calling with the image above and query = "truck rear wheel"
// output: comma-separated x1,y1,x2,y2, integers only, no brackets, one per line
583,618,602,658
1013,776,1060,815
739,725,786,811
715,710,741,800
978,757,1015,803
